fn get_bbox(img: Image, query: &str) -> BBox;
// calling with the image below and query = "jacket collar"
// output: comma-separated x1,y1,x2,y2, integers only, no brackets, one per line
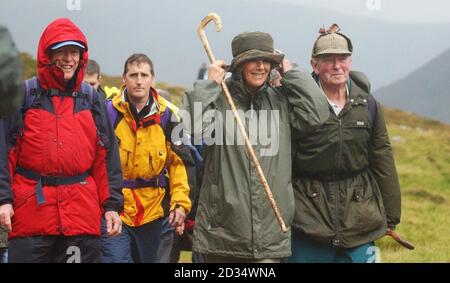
312,71,369,117
114,87,160,116
226,72,269,108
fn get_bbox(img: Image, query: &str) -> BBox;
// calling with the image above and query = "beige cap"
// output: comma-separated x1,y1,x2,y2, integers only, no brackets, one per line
312,24,353,57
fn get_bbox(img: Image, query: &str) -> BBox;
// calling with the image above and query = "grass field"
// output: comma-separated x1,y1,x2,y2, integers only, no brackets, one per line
375,108,450,262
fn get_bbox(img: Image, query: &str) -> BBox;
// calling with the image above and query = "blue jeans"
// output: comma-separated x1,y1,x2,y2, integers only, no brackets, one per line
101,218,163,263
0,248,7,263
289,230,378,263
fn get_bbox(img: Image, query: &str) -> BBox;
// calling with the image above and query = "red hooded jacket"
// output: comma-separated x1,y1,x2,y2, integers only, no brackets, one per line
37,18,88,92
0,18,123,238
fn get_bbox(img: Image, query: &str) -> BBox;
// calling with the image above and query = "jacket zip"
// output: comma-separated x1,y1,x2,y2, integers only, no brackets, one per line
334,118,343,246
250,96,254,119
337,118,343,171
247,96,257,256
54,100,63,233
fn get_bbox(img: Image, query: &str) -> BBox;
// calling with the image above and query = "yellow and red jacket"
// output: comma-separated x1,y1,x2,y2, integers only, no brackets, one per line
111,89,192,227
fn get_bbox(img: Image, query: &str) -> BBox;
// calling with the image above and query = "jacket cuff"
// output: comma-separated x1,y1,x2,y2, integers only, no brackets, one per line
387,223,396,230
0,200,13,206
170,203,187,214
103,204,121,213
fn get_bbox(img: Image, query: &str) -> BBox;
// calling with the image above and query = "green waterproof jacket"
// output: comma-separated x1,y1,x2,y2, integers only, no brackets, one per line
182,69,329,259
291,71,401,248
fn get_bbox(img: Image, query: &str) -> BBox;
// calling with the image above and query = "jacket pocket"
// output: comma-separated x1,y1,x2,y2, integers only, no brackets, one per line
118,139,133,176
343,119,371,144
306,182,320,199
12,174,39,209
73,176,101,216
78,176,99,203
285,182,295,225
347,184,385,233
206,183,224,228
293,180,334,242
148,147,167,176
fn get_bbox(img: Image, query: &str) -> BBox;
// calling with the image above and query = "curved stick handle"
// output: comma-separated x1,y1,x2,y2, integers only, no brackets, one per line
197,13,222,63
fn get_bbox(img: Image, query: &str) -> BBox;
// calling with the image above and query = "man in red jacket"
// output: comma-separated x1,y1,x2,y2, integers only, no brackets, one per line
0,18,123,263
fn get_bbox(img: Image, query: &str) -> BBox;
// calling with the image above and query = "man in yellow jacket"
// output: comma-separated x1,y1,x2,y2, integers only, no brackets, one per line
101,53,193,263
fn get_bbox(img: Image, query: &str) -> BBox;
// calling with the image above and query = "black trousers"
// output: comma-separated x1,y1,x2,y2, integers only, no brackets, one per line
8,235,101,263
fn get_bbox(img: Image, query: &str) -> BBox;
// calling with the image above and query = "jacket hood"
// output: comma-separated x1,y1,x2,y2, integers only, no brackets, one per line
37,18,88,91
349,71,371,93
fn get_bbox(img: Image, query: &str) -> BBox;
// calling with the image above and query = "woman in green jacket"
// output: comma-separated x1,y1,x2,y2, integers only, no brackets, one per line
182,31,329,262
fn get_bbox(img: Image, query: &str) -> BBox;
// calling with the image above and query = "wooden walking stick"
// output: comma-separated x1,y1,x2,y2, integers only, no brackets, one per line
387,229,415,250
197,13,287,233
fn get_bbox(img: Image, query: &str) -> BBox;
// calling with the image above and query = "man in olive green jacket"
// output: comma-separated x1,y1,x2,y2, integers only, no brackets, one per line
289,24,401,263
182,32,329,262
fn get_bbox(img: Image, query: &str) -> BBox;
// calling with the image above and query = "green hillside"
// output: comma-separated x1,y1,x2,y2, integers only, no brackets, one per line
376,107,450,262
20,52,37,79
20,53,450,262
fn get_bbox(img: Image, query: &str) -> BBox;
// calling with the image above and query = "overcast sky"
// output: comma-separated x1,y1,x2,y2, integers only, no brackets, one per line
251,0,450,23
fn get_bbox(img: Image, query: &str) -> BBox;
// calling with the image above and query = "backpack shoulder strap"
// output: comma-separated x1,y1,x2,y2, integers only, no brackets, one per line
348,77,377,130
367,93,378,132
22,76,40,116
157,95,179,140
348,76,378,164
159,107,171,135
106,99,119,129
367,93,378,166
24,76,39,107
79,82,95,107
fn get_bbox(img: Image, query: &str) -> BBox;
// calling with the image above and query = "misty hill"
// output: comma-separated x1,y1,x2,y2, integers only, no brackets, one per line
374,48,450,124
1,0,450,90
